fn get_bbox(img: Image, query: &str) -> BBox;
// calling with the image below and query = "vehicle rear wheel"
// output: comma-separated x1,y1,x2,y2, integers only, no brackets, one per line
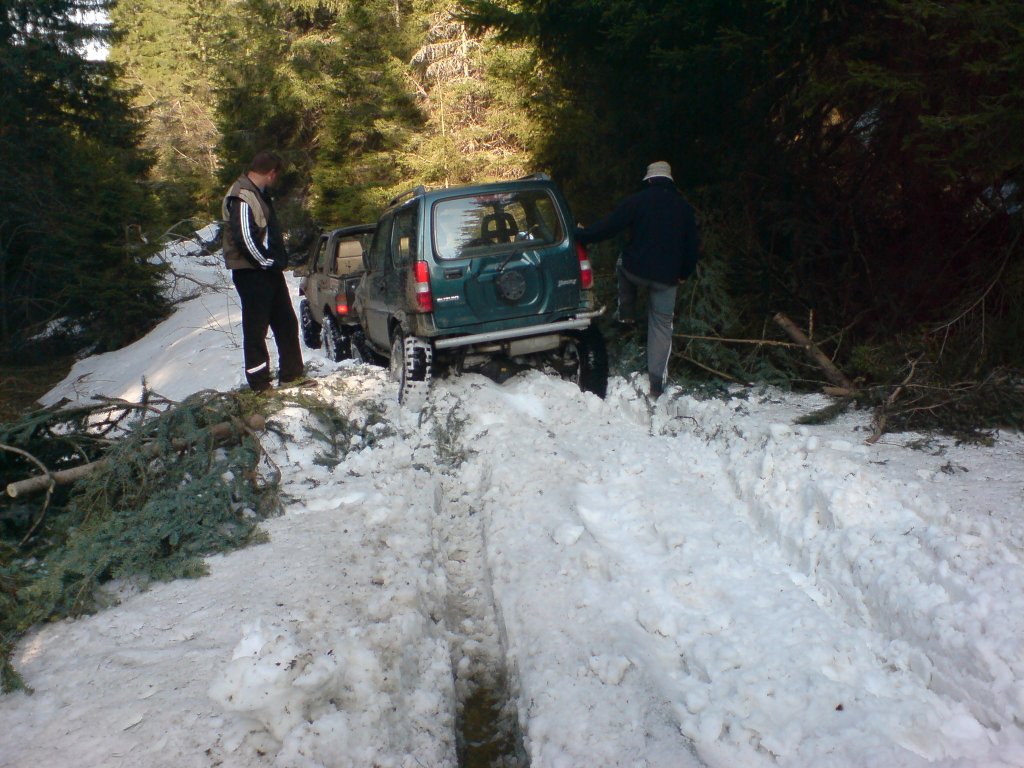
389,332,433,404
322,315,352,362
300,299,322,349
563,325,608,398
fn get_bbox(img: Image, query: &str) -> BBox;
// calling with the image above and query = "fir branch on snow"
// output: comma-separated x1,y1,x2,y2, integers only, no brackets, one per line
0,391,278,693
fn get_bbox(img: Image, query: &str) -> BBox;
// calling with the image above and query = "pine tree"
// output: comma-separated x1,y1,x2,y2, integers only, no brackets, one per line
108,0,221,218
307,0,425,224
405,1,536,186
1,0,167,356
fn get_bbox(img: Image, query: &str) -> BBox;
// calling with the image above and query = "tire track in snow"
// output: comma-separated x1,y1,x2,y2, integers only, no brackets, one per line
422,395,528,767
426,373,1010,767
428,376,706,767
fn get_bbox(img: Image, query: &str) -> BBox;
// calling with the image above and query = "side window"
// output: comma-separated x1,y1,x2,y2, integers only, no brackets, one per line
519,194,563,242
332,238,364,275
367,217,393,272
390,204,418,268
312,237,328,272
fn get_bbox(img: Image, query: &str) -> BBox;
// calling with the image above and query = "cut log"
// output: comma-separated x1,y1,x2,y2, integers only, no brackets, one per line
6,414,266,499
772,313,857,392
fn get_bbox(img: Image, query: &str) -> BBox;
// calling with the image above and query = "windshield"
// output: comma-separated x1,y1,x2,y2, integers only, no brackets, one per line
432,189,565,261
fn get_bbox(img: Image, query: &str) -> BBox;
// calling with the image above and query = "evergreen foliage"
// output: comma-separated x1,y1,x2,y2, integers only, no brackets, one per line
307,0,426,224
276,389,394,468
107,0,221,218
1,0,168,357
0,392,278,692
463,0,1024,395
108,0,538,231
405,2,536,186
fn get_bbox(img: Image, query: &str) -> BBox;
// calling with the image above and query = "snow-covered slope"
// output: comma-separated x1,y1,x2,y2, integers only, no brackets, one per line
3,241,1023,767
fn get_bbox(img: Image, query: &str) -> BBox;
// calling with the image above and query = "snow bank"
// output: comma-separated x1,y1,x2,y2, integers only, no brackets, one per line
5,235,1024,767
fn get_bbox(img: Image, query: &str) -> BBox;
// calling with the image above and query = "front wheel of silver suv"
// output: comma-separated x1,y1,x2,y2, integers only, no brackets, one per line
300,299,322,349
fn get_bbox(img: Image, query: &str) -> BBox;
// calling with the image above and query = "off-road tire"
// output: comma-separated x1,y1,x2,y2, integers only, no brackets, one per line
350,327,385,366
390,332,433,404
322,314,352,362
300,299,322,349
565,325,609,398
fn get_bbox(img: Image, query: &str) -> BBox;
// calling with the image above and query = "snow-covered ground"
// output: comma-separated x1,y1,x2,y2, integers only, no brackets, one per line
2,237,1024,767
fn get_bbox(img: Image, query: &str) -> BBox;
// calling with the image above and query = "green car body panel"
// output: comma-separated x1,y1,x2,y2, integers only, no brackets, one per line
355,174,607,399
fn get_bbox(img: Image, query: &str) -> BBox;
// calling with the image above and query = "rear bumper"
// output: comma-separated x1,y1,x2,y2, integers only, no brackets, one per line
433,309,604,351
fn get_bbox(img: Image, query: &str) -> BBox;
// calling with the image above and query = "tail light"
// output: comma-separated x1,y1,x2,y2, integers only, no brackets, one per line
576,243,594,290
334,293,349,316
412,260,433,312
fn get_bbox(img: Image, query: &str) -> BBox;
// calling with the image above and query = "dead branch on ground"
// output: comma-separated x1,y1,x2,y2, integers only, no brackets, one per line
773,312,857,392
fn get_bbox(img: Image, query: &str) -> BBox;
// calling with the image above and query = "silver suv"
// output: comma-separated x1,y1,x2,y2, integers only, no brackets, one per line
294,224,375,361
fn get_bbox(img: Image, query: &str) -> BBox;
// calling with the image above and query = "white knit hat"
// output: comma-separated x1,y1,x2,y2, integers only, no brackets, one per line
643,161,673,181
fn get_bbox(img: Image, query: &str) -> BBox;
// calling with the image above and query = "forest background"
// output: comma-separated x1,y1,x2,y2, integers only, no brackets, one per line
2,0,1023,431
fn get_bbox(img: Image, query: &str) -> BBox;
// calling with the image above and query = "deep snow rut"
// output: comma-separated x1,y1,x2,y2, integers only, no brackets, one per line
414,396,527,766
423,379,707,767
430,473,527,767
417,372,1013,767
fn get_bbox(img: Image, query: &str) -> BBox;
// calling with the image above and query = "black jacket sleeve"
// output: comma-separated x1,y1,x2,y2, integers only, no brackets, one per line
575,197,635,245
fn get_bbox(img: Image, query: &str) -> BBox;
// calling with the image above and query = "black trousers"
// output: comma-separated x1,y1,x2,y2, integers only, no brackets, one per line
231,269,304,391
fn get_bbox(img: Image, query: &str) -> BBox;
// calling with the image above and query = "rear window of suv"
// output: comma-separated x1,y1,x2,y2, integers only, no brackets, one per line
432,189,565,261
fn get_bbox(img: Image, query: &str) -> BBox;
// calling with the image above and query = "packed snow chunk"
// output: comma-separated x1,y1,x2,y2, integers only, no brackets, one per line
553,523,585,546
588,654,633,685
276,712,374,768
943,712,989,742
209,620,344,742
892,707,995,762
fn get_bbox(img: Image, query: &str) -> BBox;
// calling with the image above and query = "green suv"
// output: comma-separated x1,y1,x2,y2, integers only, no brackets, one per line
355,174,607,403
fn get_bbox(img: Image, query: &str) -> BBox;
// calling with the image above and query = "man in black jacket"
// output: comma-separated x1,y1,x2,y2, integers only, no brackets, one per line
222,151,304,393
576,161,700,398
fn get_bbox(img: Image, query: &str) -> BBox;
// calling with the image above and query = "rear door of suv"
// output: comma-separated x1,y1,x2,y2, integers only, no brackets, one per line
302,233,331,324
427,186,581,330
357,215,394,351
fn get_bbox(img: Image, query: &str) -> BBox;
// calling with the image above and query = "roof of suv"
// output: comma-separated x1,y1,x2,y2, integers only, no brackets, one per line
385,173,557,210
329,223,377,236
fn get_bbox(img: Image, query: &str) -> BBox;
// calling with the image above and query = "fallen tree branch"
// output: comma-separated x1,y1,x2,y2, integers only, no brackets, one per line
772,312,857,392
867,356,921,444
6,414,266,499
0,443,57,543
679,354,750,385
823,386,858,398
673,333,799,348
